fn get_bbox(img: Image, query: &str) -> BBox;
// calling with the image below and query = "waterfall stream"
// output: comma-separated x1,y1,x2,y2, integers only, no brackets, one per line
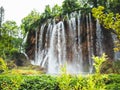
30,12,114,74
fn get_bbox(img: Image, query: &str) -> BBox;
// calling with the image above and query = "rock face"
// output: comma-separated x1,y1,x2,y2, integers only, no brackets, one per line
26,30,36,60
13,52,30,66
25,12,114,74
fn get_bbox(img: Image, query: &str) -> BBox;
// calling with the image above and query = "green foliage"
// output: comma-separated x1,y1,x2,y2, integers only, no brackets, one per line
0,20,22,59
92,6,120,51
0,58,8,73
62,0,80,14
57,59,107,90
92,53,107,74
21,0,93,33
21,10,40,33
70,74,106,90
57,65,72,90
70,75,87,90
112,60,120,74
19,75,58,90
44,5,52,19
101,60,120,74
107,0,120,13
52,4,62,17
105,74,120,90
2,21,19,36
0,73,120,90
0,75,23,90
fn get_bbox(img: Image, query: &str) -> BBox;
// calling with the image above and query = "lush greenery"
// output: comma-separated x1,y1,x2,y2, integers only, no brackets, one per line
0,58,8,73
92,6,120,51
20,0,120,37
0,20,23,60
0,75,23,90
0,74,120,90
20,0,93,34
19,75,58,90
0,54,119,90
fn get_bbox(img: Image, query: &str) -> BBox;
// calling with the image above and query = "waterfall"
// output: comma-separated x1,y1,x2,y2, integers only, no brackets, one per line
47,21,66,74
86,13,93,73
66,11,83,74
31,24,46,65
112,33,120,60
31,12,113,74
96,19,104,56
88,13,94,73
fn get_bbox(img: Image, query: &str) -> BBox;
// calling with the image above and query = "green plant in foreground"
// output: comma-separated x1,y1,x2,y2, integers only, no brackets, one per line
57,64,72,90
88,53,108,90
0,75,23,90
92,53,107,74
0,58,8,73
19,75,58,90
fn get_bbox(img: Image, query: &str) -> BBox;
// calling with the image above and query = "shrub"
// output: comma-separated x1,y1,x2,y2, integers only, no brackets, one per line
92,53,107,74
57,64,72,90
70,75,87,90
105,74,120,90
0,74,120,90
0,75,23,90
112,60,120,74
19,74,59,90
0,58,8,73
101,60,120,74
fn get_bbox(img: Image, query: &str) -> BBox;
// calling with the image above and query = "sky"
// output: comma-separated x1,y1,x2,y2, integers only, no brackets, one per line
0,0,64,25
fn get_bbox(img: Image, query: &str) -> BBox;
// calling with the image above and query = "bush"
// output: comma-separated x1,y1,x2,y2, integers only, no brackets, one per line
106,84,120,90
0,74,120,90
19,74,59,90
0,75,23,90
101,60,120,74
0,58,8,73
105,74,120,90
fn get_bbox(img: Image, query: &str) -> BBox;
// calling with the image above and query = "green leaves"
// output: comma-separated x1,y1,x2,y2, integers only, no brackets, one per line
92,53,107,74
52,4,62,17
21,10,40,33
19,75,58,90
0,58,8,73
0,20,22,60
92,6,120,51
62,0,80,14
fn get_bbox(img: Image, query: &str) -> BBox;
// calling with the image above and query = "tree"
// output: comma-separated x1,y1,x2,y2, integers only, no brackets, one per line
92,6,120,51
52,4,62,17
2,21,18,37
0,20,22,60
21,10,40,33
62,0,80,14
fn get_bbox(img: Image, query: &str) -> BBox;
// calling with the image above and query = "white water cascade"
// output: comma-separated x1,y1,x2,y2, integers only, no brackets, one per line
30,12,114,74
96,19,104,55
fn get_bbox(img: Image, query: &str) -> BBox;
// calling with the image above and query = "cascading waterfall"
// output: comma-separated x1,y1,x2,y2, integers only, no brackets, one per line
112,33,120,60
31,11,113,74
66,12,83,74
86,13,94,73
96,19,104,56
32,24,46,65
88,13,94,73
48,21,66,74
